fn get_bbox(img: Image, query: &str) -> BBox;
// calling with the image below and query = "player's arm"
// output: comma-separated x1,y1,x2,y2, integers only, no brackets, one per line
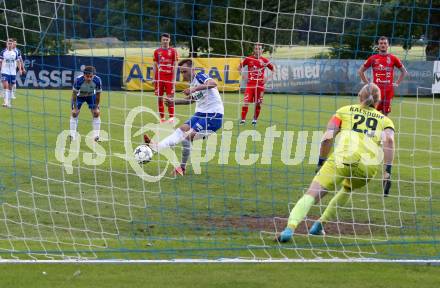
169,95,194,105
316,115,341,172
382,127,395,196
152,51,158,82
394,66,408,87
358,57,372,84
94,77,102,106
71,90,78,109
16,59,24,75
189,79,217,92
72,78,80,109
393,56,408,87
358,65,370,84
172,51,179,85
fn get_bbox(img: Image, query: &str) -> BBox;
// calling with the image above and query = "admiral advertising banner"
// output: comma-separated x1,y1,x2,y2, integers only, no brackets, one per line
124,56,241,91
17,56,124,90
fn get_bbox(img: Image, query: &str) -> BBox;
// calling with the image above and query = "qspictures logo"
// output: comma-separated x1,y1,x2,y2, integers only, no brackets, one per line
55,106,384,182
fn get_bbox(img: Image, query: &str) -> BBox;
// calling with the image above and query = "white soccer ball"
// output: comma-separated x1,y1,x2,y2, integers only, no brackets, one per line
134,145,153,164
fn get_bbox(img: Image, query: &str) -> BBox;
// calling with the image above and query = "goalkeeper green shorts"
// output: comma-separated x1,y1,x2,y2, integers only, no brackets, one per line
314,156,378,191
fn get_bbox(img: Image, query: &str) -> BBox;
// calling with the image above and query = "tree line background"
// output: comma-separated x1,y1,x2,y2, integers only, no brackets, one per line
0,0,439,59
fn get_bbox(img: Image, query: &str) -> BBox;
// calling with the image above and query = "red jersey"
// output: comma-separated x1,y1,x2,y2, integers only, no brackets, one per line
240,55,274,85
153,47,178,77
363,53,403,87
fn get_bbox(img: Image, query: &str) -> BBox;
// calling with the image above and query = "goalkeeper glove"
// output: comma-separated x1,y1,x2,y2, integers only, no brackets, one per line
383,165,392,197
315,157,327,174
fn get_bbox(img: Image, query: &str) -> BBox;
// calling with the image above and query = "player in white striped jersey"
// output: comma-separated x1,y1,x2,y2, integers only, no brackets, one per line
0,39,24,107
143,59,224,176
11,38,26,99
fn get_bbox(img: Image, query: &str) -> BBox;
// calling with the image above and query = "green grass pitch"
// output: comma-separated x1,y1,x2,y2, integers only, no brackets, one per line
0,89,439,263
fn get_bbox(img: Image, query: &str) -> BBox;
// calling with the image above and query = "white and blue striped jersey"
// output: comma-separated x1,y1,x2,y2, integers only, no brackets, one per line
0,48,19,75
15,48,23,61
190,72,224,114
73,74,103,97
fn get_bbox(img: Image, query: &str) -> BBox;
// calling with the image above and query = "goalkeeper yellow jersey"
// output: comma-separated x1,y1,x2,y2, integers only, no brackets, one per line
331,104,395,165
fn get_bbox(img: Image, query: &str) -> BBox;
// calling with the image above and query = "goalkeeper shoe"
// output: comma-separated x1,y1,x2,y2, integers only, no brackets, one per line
252,120,257,126
277,227,294,243
309,221,325,235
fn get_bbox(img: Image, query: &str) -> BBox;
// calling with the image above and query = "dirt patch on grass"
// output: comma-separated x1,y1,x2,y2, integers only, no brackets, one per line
202,215,374,236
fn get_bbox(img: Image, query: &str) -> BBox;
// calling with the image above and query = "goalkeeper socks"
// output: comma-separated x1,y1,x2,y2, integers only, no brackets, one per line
241,106,248,121
254,103,261,120
181,139,191,169
287,194,315,229
70,116,78,138
157,128,187,151
158,98,165,119
319,187,351,223
92,116,101,139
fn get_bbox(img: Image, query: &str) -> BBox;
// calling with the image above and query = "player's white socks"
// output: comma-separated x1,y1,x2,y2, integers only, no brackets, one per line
156,128,187,152
3,90,11,107
11,86,16,99
180,139,191,169
70,116,78,139
92,117,101,139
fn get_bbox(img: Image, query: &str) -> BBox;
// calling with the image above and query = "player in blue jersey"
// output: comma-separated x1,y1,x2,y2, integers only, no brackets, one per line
70,66,103,142
11,38,25,99
144,59,224,176
0,39,24,107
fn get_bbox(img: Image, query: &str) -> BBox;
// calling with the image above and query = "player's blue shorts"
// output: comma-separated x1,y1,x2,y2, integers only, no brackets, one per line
185,112,223,136
72,95,98,110
1,74,16,85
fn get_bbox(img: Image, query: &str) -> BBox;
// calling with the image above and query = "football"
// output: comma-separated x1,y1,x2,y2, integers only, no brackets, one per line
134,145,153,164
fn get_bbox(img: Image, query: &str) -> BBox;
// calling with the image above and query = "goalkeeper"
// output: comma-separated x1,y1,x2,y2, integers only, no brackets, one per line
278,83,395,242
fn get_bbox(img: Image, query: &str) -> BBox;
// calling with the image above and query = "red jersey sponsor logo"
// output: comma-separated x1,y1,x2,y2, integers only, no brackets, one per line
363,54,403,86
154,48,178,76
241,55,274,84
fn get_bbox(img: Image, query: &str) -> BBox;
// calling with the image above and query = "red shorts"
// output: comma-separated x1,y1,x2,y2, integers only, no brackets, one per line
376,87,394,114
244,85,265,103
154,77,174,96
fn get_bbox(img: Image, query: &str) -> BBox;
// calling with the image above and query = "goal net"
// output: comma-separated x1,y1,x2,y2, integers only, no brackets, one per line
0,0,439,262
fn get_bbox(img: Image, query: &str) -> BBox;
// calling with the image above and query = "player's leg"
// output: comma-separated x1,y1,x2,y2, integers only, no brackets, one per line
241,86,255,124
172,138,190,176
165,78,175,122
278,159,344,242
2,76,9,107
12,82,16,99
310,162,378,235
70,98,82,140
381,88,394,115
2,76,12,108
155,80,166,122
252,86,265,126
88,95,101,142
9,75,16,102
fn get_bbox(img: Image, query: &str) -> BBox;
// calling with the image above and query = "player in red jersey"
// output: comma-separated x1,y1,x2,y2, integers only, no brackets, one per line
239,43,275,126
153,33,179,123
358,36,408,115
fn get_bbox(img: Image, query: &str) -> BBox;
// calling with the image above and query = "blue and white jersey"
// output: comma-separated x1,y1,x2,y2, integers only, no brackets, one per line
73,74,103,97
15,48,23,61
190,72,224,114
0,48,19,75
